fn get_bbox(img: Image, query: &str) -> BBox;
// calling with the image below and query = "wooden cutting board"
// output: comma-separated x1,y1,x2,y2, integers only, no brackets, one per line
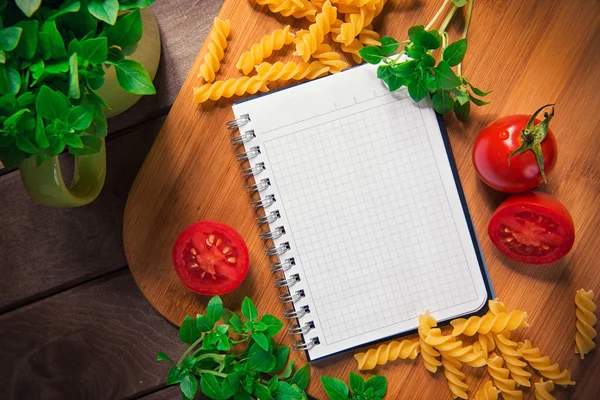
123,0,600,397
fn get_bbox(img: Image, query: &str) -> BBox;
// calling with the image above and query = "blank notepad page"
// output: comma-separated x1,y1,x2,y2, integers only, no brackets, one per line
232,63,489,361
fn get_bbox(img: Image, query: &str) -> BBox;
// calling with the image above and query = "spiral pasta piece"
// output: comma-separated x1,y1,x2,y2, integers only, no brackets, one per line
340,38,364,63
575,288,597,359
450,310,528,336
256,0,318,21
486,354,523,400
425,328,486,367
518,340,575,387
331,0,379,10
494,332,531,387
197,18,230,83
354,339,419,370
488,299,508,315
236,26,295,75
476,332,496,358
294,0,337,61
418,311,442,373
255,61,330,81
358,24,380,46
474,381,499,400
311,44,349,73
441,355,468,399
193,77,269,103
534,379,555,400
335,0,385,45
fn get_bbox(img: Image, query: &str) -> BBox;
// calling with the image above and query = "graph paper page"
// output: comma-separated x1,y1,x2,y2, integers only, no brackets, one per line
232,63,490,361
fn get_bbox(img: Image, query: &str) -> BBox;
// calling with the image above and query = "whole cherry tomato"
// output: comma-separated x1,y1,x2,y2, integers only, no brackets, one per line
472,104,557,193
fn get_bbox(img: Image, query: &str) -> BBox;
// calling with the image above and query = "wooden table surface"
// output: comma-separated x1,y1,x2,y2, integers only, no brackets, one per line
2,1,600,400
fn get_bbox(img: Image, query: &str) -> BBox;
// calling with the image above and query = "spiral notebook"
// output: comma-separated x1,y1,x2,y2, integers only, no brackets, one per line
228,63,494,361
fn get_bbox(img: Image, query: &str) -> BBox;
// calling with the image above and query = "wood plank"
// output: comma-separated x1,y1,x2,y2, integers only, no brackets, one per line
136,386,180,400
0,270,186,400
123,0,600,398
0,117,165,313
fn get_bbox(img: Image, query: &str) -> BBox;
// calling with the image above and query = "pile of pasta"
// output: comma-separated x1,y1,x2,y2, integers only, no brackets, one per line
192,0,386,103
354,290,598,400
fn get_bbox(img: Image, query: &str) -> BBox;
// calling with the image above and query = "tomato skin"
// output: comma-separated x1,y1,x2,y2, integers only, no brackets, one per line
488,191,574,265
473,115,557,193
172,221,250,295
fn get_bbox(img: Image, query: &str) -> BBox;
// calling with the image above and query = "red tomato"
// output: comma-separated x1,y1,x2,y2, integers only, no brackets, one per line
473,107,557,193
172,221,249,295
488,191,574,265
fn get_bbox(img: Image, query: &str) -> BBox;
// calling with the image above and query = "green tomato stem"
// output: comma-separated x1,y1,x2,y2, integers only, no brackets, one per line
457,0,474,76
438,5,458,34
425,0,450,30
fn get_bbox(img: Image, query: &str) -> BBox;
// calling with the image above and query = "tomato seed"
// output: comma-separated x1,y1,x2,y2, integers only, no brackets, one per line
190,248,197,255
189,262,199,269
227,257,236,263
223,247,231,254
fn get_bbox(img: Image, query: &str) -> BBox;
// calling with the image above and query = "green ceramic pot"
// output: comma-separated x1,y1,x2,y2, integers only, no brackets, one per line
19,8,161,208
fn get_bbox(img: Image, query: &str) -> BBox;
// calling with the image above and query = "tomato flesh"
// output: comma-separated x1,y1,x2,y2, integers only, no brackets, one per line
172,221,249,295
473,115,557,193
488,191,574,264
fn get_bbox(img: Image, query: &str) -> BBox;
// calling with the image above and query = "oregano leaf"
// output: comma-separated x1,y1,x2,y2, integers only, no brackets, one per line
378,36,400,55
443,38,468,66
435,60,462,89
432,90,454,114
358,45,384,64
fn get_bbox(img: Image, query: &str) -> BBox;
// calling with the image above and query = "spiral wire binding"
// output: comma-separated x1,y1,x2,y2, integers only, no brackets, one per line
227,115,320,353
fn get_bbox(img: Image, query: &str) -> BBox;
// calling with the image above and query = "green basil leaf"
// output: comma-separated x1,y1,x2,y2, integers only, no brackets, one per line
364,387,374,398
320,376,350,400
435,60,462,89
35,85,69,120
85,85,110,108
194,314,213,333
365,376,387,397
45,60,69,74
469,93,490,106
0,145,26,168
228,314,244,333
15,134,37,153
271,346,290,373
378,36,399,55
15,0,42,17
432,90,453,114
252,331,269,351
48,134,66,156
0,27,22,51
107,46,125,62
113,58,155,94
216,324,229,335
68,53,80,99
179,315,201,344
450,0,467,6
0,51,5,63
16,92,34,106
407,25,424,42
216,336,231,351
87,0,119,25
253,384,275,400
64,132,84,148
450,87,469,105
260,314,284,337
407,74,428,102
421,53,436,68
206,295,223,323
90,106,106,137
62,9,97,38
416,29,441,50
106,9,142,47
357,46,384,65
40,21,66,59
121,42,138,56
180,374,198,400
385,75,404,92
376,64,390,80
48,1,81,20
390,60,417,78
249,343,275,372
466,80,492,96
424,74,437,92
241,297,258,321
274,381,303,400
201,373,225,400
289,364,310,391
119,0,156,10
280,360,295,379
4,108,29,127
14,21,37,59
443,38,468,67
252,320,268,332
349,372,365,395
33,115,49,149
167,366,187,385
67,105,94,131
268,376,279,392
0,65,20,95
80,37,108,66
156,351,173,363
406,45,425,60
453,97,470,121
222,372,241,398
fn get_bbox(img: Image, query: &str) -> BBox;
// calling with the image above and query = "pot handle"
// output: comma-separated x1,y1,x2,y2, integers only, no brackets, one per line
18,139,106,207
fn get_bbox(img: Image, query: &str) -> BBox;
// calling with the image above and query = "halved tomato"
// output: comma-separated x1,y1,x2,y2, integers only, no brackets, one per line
488,191,575,264
172,221,250,295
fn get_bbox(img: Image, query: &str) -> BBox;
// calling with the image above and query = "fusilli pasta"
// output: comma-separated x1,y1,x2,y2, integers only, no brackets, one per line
476,332,496,358
418,311,443,373
198,17,231,83
256,0,318,21
488,299,508,315
335,0,385,45
354,339,419,370
340,38,364,63
442,355,469,399
294,0,337,61
255,61,330,81
236,26,295,75
518,340,575,387
534,379,555,400
494,332,531,387
311,44,350,73
474,381,499,400
450,310,528,336
193,77,269,103
575,288,597,359
358,24,380,46
425,328,486,367
486,353,523,400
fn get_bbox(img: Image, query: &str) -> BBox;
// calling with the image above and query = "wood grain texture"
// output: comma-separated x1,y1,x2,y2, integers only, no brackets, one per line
0,0,224,311
0,270,187,400
123,0,600,398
